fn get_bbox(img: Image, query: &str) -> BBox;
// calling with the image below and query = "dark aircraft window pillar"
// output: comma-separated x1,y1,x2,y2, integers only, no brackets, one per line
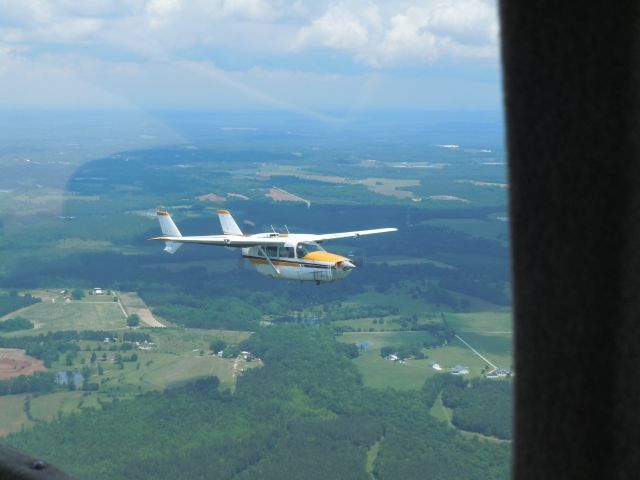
500,1,640,478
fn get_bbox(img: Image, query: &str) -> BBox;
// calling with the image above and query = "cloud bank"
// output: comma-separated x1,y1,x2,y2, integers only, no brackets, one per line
0,0,501,110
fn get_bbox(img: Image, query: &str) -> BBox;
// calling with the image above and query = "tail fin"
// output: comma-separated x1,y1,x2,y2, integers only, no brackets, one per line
157,210,183,254
217,209,243,235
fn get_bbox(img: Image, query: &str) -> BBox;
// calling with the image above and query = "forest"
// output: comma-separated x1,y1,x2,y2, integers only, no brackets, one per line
4,326,511,480
0,292,40,317
441,377,513,440
0,316,34,332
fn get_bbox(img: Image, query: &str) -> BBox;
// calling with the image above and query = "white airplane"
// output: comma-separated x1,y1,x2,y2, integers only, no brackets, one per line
151,209,397,284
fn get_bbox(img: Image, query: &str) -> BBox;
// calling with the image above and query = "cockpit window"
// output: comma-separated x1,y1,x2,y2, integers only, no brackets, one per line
296,242,324,258
279,247,294,258
264,246,278,258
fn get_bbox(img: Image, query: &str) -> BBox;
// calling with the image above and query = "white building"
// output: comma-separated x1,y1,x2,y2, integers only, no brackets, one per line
451,365,469,375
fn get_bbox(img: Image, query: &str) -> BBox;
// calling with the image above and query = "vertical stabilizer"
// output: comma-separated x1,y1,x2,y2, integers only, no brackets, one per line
217,210,243,235
157,210,183,254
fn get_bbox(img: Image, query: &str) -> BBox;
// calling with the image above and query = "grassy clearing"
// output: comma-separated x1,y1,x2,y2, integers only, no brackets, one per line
345,289,439,317
351,352,436,390
29,391,89,422
338,332,440,390
138,354,238,390
0,395,28,435
429,394,453,424
152,328,253,353
447,311,512,333
338,331,508,389
333,318,399,332
5,301,126,335
366,438,383,478
454,333,512,368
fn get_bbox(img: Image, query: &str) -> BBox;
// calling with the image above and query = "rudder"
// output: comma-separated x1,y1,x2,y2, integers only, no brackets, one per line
217,210,243,235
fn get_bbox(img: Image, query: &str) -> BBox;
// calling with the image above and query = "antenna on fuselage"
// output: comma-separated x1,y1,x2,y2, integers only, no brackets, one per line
284,225,290,234
270,225,277,233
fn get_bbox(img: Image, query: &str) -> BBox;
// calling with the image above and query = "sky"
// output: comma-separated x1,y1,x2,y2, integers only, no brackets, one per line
0,0,502,112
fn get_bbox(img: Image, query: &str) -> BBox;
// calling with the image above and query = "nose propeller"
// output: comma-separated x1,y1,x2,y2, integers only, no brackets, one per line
338,260,356,270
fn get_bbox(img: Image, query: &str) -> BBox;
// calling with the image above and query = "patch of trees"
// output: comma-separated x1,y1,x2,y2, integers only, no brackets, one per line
323,304,399,322
153,297,261,330
0,372,56,396
71,289,84,300
0,316,34,332
441,378,513,440
122,331,151,343
209,339,227,354
336,342,359,359
126,314,140,327
0,292,40,317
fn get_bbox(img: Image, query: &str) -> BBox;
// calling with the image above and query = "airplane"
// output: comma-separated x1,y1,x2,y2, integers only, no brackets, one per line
151,209,397,284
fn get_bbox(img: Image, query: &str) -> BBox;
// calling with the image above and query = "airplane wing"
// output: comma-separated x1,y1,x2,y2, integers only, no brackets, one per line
309,227,398,242
150,235,286,249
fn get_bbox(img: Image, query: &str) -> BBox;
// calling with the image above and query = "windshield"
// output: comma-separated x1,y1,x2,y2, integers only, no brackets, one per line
296,242,325,258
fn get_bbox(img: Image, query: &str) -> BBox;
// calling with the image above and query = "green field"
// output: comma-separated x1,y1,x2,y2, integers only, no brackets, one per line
338,332,441,390
4,300,126,335
338,330,512,390
343,289,441,317
29,391,98,423
0,395,28,435
447,311,512,333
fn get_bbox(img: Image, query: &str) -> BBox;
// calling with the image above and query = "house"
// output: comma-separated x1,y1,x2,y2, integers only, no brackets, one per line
451,365,469,375
432,363,443,371
486,368,512,379
241,351,254,361
93,288,104,295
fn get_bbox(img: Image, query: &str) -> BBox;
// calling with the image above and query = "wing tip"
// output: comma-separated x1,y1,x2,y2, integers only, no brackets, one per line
217,209,231,215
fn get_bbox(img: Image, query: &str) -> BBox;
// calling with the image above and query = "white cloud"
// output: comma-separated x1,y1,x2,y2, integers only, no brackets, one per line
294,6,369,51
0,0,498,65
0,1,501,110
294,1,499,67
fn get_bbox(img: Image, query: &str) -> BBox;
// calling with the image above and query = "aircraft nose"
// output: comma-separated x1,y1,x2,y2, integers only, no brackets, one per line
340,260,356,270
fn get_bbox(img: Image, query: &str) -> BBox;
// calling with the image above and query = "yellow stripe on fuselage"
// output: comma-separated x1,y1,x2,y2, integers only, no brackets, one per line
303,251,349,263
248,258,302,267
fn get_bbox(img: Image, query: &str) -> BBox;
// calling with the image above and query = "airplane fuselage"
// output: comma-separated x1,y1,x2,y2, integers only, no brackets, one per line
242,239,354,283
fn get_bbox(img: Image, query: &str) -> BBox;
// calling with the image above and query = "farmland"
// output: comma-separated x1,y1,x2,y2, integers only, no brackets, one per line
0,110,512,479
